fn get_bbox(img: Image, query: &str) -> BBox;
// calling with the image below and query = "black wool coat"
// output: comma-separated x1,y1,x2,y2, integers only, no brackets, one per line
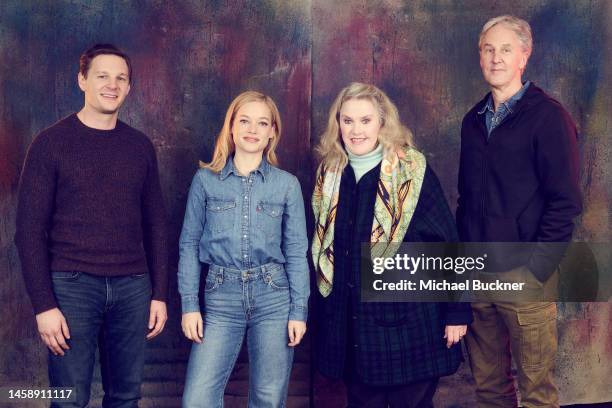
315,163,473,386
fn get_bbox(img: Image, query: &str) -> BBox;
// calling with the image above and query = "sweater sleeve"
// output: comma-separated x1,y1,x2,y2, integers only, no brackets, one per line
14,133,59,314
527,105,582,281
141,139,169,302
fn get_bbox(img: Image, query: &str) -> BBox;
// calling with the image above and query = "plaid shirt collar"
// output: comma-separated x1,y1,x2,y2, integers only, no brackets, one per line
478,81,531,116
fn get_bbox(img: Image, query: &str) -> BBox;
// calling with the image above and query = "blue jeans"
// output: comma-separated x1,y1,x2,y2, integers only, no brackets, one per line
182,263,294,408
49,271,151,408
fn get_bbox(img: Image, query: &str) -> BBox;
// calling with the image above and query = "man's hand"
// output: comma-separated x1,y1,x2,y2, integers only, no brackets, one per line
181,312,204,344
288,320,306,347
444,325,467,348
36,308,70,356
146,300,167,340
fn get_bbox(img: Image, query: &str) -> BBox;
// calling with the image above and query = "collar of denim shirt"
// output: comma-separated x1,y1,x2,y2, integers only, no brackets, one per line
219,155,270,182
478,80,531,116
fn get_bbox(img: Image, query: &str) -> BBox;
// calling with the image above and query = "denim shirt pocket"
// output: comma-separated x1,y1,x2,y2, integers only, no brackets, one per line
256,201,284,243
205,198,237,233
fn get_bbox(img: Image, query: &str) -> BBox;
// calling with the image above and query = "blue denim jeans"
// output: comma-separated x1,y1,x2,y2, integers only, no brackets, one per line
48,271,151,408
182,263,294,408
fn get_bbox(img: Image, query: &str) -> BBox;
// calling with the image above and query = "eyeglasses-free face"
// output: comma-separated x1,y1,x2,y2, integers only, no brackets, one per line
78,54,131,116
479,23,528,93
339,98,382,156
231,101,275,157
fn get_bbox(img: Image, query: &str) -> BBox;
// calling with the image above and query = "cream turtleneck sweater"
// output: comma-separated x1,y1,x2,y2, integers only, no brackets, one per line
347,144,383,183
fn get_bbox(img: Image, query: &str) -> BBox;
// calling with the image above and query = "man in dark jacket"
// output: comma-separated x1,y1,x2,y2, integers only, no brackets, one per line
457,15,582,408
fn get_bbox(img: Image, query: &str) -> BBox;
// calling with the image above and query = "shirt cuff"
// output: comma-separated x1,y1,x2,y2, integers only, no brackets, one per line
289,304,308,322
181,295,200,314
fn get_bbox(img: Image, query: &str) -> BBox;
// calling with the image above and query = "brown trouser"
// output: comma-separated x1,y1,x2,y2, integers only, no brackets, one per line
465,301,559,408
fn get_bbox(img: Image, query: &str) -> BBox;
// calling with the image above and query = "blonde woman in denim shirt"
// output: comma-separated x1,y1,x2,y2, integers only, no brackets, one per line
178,91,309,408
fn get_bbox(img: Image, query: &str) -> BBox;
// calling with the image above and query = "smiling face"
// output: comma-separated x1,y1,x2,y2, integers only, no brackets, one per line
78,54,130,115
479,23,528,92
339,98,382,156
231,101,275,158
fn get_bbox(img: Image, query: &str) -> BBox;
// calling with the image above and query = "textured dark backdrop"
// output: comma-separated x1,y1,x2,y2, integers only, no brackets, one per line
0,1,610,407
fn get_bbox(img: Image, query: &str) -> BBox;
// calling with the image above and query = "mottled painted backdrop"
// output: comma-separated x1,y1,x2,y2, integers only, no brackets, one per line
311,1,611,405
0,1,312,406
0,0,610,407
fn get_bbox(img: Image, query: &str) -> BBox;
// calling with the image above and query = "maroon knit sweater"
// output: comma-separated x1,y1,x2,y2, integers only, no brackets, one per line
15,113,168,314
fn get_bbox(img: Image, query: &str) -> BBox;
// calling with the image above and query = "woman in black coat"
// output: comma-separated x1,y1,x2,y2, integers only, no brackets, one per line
311,82,472,407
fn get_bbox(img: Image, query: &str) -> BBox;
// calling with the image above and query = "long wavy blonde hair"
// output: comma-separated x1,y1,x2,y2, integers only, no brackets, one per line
201,91,282,172
315,82,414,171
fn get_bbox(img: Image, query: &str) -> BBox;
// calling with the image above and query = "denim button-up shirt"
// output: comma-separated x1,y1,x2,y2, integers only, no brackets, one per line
178,157,310,321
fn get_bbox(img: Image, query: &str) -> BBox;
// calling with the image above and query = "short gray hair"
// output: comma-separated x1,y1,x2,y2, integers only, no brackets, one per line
479,15,533,57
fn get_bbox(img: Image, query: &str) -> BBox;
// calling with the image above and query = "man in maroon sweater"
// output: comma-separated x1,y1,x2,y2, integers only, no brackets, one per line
15,44,168,407
457,16,581,408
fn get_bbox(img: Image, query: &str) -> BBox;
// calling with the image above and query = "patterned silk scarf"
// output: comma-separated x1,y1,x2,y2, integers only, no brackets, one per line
311,147,426,297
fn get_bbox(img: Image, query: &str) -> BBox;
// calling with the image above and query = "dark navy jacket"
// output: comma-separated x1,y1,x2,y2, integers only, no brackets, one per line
315,163,472,386
457,83,582,281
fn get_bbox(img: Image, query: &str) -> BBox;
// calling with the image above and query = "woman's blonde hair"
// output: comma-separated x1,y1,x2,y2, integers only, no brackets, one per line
201,91,282,172
315,82,414,170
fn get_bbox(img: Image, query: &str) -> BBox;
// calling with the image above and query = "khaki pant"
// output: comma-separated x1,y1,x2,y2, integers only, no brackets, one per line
465,301,559,408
